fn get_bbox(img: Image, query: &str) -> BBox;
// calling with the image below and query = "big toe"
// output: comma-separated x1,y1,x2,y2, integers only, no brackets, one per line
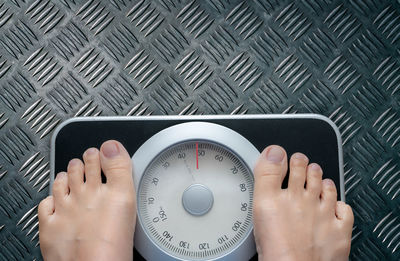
254,145,288,197
100,140,133,190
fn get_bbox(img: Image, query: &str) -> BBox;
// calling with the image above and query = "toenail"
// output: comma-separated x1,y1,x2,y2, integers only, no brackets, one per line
266,146,285,163
69,159,80,166
310,163,321,170
293,153,307,161
86,148,97,156
102,142,120,158
323,179,335,186
56,172,66,179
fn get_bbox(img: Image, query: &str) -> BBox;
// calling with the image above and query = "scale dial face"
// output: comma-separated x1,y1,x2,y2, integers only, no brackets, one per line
138,140,253,260
133,122,259,261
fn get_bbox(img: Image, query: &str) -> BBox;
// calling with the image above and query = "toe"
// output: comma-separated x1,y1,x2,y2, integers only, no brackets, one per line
305,163,323,197
336,202,354,243
320,178,337,215
38,196,54,221
83,148,101,188
254,145,288,197
52,172,69,208
67,159,84,194
99,140,133,189
288,153,309,195
336,201,354,227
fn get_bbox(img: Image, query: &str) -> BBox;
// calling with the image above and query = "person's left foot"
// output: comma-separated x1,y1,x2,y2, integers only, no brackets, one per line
252,145,353,261
38,140,136,261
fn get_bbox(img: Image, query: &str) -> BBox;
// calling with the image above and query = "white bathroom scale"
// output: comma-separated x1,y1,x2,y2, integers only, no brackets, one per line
50,114,345,261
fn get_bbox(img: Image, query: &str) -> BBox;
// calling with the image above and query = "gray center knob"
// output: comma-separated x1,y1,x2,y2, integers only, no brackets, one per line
182,184,214,216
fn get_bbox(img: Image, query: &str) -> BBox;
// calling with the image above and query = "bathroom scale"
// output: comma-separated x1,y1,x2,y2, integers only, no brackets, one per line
50,114,345,261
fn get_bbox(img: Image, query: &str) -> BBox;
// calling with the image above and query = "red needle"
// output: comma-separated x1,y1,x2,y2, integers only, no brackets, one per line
196,142,199,169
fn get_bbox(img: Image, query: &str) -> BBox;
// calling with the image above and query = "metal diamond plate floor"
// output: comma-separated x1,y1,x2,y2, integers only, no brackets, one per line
0,0,399,260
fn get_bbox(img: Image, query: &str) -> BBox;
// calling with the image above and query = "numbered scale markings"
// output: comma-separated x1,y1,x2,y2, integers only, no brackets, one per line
133,122,259,261
138,141,253,260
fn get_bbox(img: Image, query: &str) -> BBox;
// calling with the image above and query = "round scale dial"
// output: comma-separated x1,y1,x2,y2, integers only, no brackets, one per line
138,141,253,260
132,122,260,261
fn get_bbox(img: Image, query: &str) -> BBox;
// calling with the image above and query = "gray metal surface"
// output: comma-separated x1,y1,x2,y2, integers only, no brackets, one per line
0,0,399,260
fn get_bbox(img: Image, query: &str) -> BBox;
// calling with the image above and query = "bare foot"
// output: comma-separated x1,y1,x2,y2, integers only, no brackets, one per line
38,140,136,261
253,145,353,261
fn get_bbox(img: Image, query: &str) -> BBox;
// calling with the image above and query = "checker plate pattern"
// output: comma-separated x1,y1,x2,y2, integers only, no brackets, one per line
0,0,399,260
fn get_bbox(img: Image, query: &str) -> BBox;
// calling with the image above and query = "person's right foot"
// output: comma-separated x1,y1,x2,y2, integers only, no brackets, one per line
38,140,136,261
253,145,353,261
